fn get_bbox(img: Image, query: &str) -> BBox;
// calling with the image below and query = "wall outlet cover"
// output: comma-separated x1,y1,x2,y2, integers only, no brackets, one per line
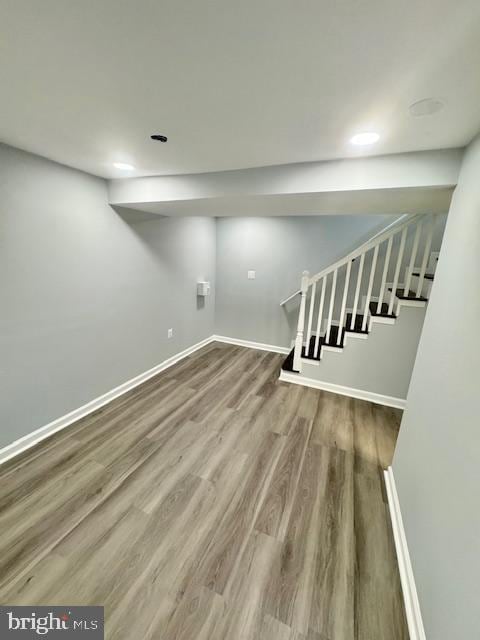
247,270,256,279
168,328,173,338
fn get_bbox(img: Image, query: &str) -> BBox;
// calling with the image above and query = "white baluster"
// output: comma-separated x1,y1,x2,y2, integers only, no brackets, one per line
293,271,310,372
350,253,365,330
376,236,393,313
325,268,337,344
416,217,434,297
337,261,352,345
313,277,326,358
305,281,316,356
404,221,423,296
388,227,408,315
362,245,379,331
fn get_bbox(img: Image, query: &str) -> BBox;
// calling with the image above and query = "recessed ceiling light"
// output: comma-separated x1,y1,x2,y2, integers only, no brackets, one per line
151,134,168,142
409,98,444,117
350,132,380,146
113,162,134,171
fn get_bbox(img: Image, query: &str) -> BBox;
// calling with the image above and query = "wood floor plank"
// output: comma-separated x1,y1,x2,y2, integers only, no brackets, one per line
244,383,303,436
372,404,402,469
192,413,246,480
309,390,355,453
0,342,408,640
265,443,329,636
309,447,355,640
0,458,113,592
186,430,285,596
259,614,307,640
97,474,217,628
161,585,226,640
351,399,379,467
354,470,409,640
220,530,282,639
255,416,313,541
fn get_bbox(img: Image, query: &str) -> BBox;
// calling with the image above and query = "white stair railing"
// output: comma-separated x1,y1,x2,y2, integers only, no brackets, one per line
293,271,310,371
415,219,434,298
283,213,435,372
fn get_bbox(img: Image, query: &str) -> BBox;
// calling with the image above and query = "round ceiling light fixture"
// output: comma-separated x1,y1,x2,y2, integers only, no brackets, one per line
409,98,444,117
350,131,380,146
113,162,134,171
151,134,168,142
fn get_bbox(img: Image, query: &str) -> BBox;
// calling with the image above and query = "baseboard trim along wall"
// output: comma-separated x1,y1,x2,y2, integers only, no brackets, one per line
0,334,290,467
0,335,216,468
279,370,406,409
1,333,402,467
212,334,291,355
384,466,426,640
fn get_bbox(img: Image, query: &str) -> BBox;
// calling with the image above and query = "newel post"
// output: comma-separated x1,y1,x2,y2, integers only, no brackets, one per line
293,270,310,372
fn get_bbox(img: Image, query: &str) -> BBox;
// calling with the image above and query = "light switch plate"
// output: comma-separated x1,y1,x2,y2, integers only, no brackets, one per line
247,270,256,279
168,328,173,338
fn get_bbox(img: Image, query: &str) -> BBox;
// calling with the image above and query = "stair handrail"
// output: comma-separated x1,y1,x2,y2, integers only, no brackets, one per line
288,212,433,374
280,213,421,306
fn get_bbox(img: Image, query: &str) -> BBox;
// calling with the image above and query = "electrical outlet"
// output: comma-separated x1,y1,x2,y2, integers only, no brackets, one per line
168,328,173,339
247,270,256,279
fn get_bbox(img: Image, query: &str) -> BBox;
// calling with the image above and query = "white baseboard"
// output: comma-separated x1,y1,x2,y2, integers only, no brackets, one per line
384,467,426,640
212,335,290,355
279,370,406,409
0,330,405,467
0,335,216,468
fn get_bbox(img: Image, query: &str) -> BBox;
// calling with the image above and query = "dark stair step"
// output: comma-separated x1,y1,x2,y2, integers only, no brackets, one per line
388,287,428,302
303,335,324,360
283,316,366,370
282,335,324,371
345,313,369,334
282,331,329,370
369,301,396,318
323,324,346,349
412,272,434,281
281,347,296,372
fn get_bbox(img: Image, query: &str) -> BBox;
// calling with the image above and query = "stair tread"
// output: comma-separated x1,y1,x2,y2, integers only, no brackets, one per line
369,301,397,318
283,314,371,370
388,287,428,301
345,313,369,334
412,272,434,281
281,347,296,372
302,335,324,360
323,325,346,349
283,303,395,369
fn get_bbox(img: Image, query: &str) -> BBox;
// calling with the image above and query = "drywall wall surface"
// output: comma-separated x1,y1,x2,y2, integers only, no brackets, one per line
393,135,480,638
0,143,215,448
109,149,462,204
301,305,426,401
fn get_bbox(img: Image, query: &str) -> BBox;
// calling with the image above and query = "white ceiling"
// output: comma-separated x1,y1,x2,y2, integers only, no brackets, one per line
1,0,480,179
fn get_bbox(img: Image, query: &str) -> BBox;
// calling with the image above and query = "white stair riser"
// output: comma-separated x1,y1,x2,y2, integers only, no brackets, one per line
410,274,433,297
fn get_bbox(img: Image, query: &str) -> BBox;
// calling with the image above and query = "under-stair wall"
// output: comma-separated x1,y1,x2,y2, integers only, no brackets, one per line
286,303,426,406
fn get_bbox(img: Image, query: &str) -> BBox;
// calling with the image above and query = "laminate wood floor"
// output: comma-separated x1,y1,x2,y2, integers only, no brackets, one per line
0,342,408,639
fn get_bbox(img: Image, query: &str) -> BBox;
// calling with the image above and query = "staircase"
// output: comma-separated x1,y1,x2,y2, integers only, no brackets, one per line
281,214,439,382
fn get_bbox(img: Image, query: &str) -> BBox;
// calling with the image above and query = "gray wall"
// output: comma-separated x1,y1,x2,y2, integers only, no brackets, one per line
0,144,215,448
302,306,426,401
393,135,480,638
